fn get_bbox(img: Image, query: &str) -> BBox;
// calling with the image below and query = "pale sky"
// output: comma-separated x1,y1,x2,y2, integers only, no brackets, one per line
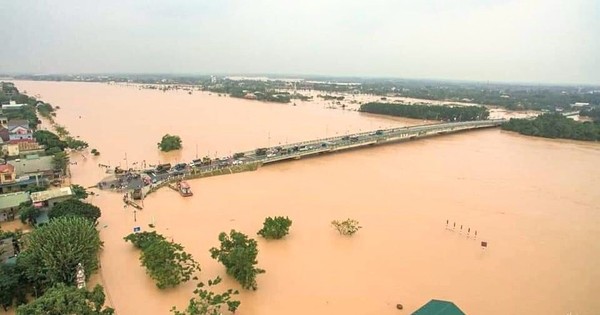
1,0,599,84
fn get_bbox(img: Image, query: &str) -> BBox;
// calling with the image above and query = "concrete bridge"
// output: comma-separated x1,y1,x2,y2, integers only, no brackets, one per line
238,119,506,165
103,119,506,197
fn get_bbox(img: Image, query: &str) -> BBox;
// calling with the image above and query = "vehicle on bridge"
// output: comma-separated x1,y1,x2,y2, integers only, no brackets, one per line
156,163,171,173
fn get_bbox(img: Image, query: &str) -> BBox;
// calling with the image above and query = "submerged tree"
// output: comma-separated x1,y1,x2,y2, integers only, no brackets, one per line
257,216,292,239
209,230,265,290
170,276,240,315
124,232,201,289
70,184,89,200
331,219,362,236
16,283,114,315
157,134,183,152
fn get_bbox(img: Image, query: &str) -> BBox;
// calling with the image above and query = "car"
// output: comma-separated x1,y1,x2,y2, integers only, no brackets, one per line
342,136,350,140
232,160,244,165
267,153,276,157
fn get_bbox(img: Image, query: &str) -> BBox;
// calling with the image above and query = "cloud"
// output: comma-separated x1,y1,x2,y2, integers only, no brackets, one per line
0,0,598,84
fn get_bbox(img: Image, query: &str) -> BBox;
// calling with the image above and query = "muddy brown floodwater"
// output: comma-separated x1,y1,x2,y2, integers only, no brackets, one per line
5,80,600,315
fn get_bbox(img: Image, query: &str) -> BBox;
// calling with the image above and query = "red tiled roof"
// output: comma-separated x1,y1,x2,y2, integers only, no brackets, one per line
0,164,15,174
7,139,36,144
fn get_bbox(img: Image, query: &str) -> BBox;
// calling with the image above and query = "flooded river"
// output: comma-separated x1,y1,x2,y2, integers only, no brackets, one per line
6,80,600,315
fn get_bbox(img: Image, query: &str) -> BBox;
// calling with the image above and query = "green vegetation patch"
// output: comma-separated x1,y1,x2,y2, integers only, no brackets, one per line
502,113,600,141
359,102,489,121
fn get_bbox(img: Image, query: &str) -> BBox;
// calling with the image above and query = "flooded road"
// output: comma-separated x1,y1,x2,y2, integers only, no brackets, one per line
7,80,600,315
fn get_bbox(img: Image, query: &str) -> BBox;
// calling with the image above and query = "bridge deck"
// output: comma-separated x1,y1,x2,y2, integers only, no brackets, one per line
242,119,505,165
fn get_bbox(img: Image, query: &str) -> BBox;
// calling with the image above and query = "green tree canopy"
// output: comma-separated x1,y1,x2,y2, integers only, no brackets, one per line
18,201,40,225
257,216,292,239
157,134,182,152
170,276,240,315
502,113,600,141
209,230,265,290
51,151,69,175
15,283,114,315
48,199,100,224
23,217,102,288
33,130,67,151
0,264,25,311
124,232,200,289
359,103,490,121
71,184,89,200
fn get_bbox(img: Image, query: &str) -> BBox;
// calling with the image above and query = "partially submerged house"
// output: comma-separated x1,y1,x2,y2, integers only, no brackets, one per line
30,186,74,209
0,191,30,222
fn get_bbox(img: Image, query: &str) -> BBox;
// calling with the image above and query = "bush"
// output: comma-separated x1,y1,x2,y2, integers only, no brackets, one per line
331,218,362,236
124,232,200,289
209,230,265,290
91,148,100,156
257,216,292,239
158,134,183,152
170,276,240,315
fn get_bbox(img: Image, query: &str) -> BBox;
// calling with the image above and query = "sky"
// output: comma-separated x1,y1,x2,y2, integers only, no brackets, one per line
0,0,599,85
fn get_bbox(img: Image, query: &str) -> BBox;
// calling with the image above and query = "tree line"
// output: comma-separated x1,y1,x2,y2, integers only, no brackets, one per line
359,102,490,121
502,113,600,141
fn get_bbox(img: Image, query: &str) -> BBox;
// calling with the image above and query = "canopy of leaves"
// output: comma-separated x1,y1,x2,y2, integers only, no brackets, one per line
33,130,67,152
18,201,40,225
332,218,362,236
359,103,489,121
23,216,102,287
209,230,265,290
15,283,114,315
171,276,240,315
124,232,200,289
158,134,182,152
71,184,89,200
502,113,600,141
48,199,100,224
0,264,26,311
65,137,89,150
51,151,69,174
257,216,292,239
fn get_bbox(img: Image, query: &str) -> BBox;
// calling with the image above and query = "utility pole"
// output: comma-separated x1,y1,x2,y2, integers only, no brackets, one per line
124,152,128,170
196,144,198,159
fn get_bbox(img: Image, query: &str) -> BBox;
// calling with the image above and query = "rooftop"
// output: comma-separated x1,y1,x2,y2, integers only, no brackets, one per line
412,300,465,315
30,186,73,203
9,155,54,176
0,164,15,174
0,191,30,210
8,119,30,129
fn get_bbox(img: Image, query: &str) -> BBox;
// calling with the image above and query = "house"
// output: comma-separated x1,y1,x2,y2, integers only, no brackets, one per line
5,139,44,157
0,191,30,222
31,186,73,209
0,116,7,128
412,299,465,315
10,155,56,179
2,100,26,110
8,119,32,140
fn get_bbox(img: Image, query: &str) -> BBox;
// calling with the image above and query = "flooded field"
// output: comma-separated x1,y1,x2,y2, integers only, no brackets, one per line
4,80,600,315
